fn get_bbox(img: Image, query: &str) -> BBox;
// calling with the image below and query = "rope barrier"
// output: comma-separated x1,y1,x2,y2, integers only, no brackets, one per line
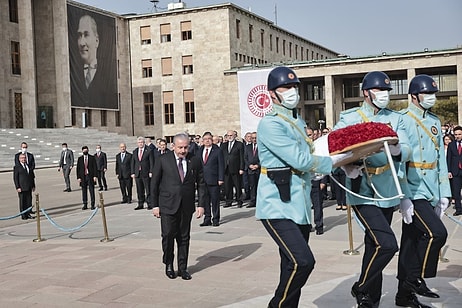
0,206,33,220
40,207,98,232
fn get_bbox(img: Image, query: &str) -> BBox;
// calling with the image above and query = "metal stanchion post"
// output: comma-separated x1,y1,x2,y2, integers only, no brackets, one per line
343,205,359,255
33,193,46,242
439,248,449,263
99,192,113,242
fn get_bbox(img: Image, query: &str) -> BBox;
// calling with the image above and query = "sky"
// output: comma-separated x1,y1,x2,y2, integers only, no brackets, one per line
75,0,462,57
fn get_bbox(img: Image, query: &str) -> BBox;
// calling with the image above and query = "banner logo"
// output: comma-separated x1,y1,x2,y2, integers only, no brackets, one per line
247,84,272,118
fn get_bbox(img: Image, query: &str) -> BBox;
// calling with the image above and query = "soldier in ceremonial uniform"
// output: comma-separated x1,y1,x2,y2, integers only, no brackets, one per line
334,71,411,307
395,75,450,308
256,66,346,307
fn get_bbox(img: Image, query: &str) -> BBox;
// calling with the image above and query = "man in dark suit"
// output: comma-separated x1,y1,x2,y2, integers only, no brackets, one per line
221,130,245,207
244,132,260,208
13,153,36,220
76,146,98,210
447,125,462,215
151,132,206,280
197,132,224,226
154,139,171,157
14,142,35,172
115,143,133,204
94,145,108,191
131,137,154,210
58,143,74,192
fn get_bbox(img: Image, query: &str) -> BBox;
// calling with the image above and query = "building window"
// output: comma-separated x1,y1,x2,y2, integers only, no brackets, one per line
11,41,20,75
269,34,273,51
161,57,172,76
236,19,240,38
163,91,174,124
100,110,107,126
276,37,279,53
295,44,298,59
289,42,292,57
181,21,192,40
301,47,304,61
311,50,314,60
282,40,286,56
142,59,152,78
144,92,154,125
71,109,76,126
86,109,92,126
184,90,195,123
140,26,151,45
115,111,121,127
182,55,193,74
260,29,264,48
9,0,18,23
160,23,171,43
249,24,253,42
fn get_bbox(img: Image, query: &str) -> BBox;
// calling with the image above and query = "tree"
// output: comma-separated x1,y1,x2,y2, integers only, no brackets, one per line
432,96,458,125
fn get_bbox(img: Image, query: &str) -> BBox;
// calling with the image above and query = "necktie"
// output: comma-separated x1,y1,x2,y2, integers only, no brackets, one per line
204,148,209,164
138,149,143,161
121,153,125,162
252,144,257,156
228,141,232,153
23,163,28,173
84,156,88,175
178,158,184,182
458,142,462,169
85,68,92,88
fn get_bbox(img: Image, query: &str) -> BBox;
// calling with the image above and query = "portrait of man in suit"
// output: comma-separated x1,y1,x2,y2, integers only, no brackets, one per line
68,5,118,110
13,153,36,220
151,133,206,280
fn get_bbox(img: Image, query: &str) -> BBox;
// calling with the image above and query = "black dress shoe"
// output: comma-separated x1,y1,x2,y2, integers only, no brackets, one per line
395,293,431,308
178,270,192,280
404,279,439,298
200,221,212,227
91,205,95,210
121,200,128,204
316,229,324,235
147,207,153,210
212,222,220,227
453,211,462,216
223,203,232,208
98,188,103,191
128,200,132,204
82,205,88,210
165,264,176,279
237,201,243,208
246,203,256,208
30,210,36,214
134,206,144,210
26,214,35,220
104,188,108,191
21,216,28,220
351,283,374,308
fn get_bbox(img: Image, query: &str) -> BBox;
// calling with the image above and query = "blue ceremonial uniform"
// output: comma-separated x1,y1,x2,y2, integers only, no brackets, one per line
334,101,411,304
397,102,449,292
256,104,332,224
334,102,411,207
256,103,332,308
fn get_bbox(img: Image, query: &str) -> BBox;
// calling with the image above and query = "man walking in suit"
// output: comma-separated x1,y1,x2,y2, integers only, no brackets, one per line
13,153,36,220
197,132,224,226
94,145,108,191
448,125,462,216
76,146,98,210
221,130,245,207
131,137,154,210
151,132,206,280
115,143,133,204
14,142,35,172
244,132,260,208
58,143,74,192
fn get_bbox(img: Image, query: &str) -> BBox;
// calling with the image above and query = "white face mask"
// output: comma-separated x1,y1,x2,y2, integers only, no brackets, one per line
370,90,390,109
62,147,67,151
276,87,300,109
419,93,436,109
21,148,27,154
96,149,101,153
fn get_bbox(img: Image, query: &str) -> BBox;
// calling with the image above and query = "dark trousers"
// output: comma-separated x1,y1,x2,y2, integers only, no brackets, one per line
311,179,323,230
96,170,107,189
135,176,151,207
248,171,260,206
262,219,314,308
332,172,347,206
452,174,462,212
203,184,220,224
62,165,72,190
397,199,447,286
80,175,95,206
224,172,242,204
118,177,132,202
160,204,192,271
352,205,398,302
18,190,33,218
243,169,250,198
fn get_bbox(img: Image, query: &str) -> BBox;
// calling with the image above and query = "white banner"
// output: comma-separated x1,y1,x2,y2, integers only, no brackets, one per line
238,68,272,136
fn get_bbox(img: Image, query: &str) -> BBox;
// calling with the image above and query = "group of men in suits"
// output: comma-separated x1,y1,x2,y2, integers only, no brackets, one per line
447,125,462,216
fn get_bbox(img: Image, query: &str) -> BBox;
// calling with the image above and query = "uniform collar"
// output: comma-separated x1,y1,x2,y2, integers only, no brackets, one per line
269,103,297,119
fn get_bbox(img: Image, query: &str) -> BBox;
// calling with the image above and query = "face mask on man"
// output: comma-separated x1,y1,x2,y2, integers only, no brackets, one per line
95,149,101,153
63,147,67,151
21,148,27,154
419,93,436,109
370,90,390,109
83,151,88,155
276,87,300,109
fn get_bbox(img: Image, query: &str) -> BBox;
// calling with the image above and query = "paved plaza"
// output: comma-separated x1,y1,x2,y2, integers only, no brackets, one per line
0,165,461,307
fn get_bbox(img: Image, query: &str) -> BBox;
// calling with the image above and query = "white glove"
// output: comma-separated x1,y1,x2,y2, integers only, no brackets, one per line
399,198,414,224
389,144,401,156
435,197,449,219
341,164,363,179
330,151,354,167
